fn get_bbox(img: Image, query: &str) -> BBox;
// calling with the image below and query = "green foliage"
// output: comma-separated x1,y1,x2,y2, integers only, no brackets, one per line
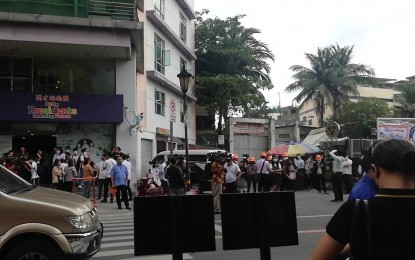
329,98,393,138
285,44,376,127
394,82,415,117
195,10,275,122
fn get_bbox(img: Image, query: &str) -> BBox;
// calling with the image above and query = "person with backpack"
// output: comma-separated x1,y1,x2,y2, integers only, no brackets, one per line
312,139,415,259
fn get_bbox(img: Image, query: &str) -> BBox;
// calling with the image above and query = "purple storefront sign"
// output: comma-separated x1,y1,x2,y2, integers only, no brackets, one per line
0,91,123,123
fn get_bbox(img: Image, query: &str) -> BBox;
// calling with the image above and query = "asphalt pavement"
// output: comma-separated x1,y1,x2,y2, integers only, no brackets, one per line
90,189,348,260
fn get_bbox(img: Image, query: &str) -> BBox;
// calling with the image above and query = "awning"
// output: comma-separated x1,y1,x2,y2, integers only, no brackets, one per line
172,137,184,145
303,127,349,146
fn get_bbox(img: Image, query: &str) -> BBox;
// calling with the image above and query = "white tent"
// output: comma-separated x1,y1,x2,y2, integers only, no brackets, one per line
303,127,349,147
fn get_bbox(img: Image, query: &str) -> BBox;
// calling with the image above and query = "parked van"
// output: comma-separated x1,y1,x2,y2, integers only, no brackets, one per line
0,164,103,260
150,149,226,191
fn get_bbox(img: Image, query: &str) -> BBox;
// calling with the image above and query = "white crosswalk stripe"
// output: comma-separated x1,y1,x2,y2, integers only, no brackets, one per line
92,215,195,260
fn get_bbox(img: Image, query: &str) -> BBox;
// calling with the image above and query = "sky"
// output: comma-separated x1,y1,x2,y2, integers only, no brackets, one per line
194,0,415,108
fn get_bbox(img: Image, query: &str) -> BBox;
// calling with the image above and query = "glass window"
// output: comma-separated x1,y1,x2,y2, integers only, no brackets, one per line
155,90,165,116
180,12,187,42
180,57,187,71
154,34,165,74
309,119,313,125
154,0,165,19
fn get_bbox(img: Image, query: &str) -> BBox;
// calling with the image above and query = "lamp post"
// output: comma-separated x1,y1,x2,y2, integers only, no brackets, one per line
177,67,192,187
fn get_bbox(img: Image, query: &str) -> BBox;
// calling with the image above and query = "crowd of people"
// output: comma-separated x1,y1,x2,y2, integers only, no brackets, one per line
1,146,133,210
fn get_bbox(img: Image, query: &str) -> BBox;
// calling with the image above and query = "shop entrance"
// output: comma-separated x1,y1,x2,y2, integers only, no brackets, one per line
12,135,56,156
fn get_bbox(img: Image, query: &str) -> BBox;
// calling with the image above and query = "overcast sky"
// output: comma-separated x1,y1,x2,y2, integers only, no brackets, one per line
195,0,415,108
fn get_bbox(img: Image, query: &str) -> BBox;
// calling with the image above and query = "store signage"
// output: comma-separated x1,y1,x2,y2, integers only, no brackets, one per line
0,91,123,123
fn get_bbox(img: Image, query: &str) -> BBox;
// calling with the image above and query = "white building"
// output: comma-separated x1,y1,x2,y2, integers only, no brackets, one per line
137,0,197,176
0,0,197,185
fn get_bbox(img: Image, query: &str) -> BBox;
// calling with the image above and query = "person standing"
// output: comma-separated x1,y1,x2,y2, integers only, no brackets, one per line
255,152,272,192
51,159,63,189
313,155,328,194
342,154,353,194
63,159,77,192
329,149,345,202
294,154,305,190
110,156,131,210
245,157,258,193
224,155,241,193
165,156,186,196
270,155,283,191
25,158,39,187
122,154,133,201
101,152,115,203
82,158,94,199
211,157,224,213
96,155,106,200
305,156,314,190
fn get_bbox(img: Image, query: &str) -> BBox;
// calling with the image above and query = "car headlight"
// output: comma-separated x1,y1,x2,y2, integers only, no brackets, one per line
67,213,94,229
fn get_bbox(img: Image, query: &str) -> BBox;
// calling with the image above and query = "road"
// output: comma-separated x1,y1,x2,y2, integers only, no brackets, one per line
93,190,346,260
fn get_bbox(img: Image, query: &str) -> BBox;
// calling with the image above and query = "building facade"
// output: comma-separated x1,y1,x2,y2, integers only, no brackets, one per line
0,0,196,183
298,78,402,127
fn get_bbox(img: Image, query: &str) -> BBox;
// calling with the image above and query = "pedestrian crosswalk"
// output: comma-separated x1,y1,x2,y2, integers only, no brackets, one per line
92,215,194,260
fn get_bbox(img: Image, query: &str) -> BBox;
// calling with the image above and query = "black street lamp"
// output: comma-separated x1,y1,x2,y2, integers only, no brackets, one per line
177,67,192,188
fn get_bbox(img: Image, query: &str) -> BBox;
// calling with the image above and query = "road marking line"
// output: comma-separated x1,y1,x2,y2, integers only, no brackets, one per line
297,214,333,218
102,235,134,242
95,249,192,259
214,224,222,233
298,229,326,234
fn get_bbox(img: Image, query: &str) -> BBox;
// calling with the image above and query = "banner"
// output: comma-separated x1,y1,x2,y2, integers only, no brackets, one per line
377,121,409,140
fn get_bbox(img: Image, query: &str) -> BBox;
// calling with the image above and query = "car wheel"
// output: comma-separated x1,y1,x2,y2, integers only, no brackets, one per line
5,238,64,260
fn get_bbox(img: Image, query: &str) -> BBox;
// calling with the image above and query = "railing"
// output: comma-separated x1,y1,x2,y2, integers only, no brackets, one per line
89,0,135,21
0,0,136,21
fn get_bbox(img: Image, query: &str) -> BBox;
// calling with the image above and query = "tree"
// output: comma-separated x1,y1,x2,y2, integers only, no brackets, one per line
285,44,376,127
329,98,393,138
394,82,415,117
195,10,275,132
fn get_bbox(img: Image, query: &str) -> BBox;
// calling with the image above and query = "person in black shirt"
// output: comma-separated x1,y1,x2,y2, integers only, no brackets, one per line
165,156,185,196
312,139,415,260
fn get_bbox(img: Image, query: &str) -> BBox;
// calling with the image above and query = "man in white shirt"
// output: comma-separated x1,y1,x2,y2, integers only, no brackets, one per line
342,154,353,194
122,154,133,201
101,152,115,203
224,155,241,193
329,149,345,202
255,152,273,192
26,158,39,187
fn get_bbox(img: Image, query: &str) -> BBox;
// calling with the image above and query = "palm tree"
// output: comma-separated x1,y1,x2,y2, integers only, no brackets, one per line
285,44,375,126
395,82,415,117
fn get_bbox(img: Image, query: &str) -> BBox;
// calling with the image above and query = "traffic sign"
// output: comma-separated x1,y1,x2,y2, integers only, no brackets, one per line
170,99,176,122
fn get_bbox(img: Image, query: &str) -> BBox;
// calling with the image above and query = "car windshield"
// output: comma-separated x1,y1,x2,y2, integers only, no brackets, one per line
0,165,32,194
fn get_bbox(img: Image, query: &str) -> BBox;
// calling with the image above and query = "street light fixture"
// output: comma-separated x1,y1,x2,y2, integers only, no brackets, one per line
177,67,192,189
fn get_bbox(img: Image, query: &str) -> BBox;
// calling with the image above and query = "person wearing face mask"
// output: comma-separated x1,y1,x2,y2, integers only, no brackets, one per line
224,154,241,193
245,157,258,192
342,153,353,194
294,154,305,190
270,155,282,191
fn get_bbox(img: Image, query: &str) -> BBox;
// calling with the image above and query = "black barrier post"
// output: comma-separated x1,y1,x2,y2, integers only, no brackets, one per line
258,193,271,260
171,196,183,260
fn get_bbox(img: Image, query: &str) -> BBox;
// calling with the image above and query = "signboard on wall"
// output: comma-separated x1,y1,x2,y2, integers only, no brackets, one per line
234,122,266,135
0,91,123,123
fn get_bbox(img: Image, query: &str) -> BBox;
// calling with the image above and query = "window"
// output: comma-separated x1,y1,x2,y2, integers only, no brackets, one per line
155,90,165,116
180,12,187,42
279,134,289,138
303,116,306,122
154,34,166,74
291,109,296,114
154,0,165,19
283,111,288,115
0,57,32,92
309,119,313,125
